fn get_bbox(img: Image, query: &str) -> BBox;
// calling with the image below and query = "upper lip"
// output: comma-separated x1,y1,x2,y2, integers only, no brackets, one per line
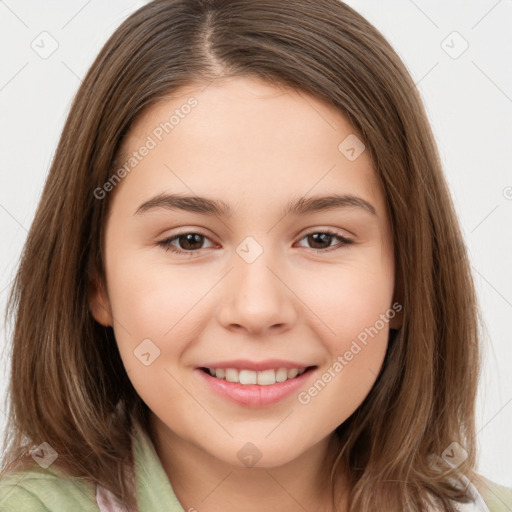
197,359,316,372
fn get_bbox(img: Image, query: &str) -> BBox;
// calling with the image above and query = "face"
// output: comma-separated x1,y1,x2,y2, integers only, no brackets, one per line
90,76,400,469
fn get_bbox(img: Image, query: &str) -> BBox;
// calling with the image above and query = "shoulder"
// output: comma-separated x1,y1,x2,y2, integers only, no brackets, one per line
473,473,512,512
0,462,99,512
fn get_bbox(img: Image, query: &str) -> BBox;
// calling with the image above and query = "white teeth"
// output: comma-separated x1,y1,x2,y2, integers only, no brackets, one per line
257,369,276,385
287,368,299,379
225,368,239,383
276,368,288,382
239,369,257,385
206,367,308,385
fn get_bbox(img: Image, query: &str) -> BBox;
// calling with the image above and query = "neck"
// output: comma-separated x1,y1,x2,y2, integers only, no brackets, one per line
149,414,348,512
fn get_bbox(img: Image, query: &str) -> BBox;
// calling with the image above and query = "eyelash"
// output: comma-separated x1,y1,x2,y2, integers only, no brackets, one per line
156,229,354,257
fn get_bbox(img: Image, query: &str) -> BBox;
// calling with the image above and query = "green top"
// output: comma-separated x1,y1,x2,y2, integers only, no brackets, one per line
1,424,511,511
0,423,185,512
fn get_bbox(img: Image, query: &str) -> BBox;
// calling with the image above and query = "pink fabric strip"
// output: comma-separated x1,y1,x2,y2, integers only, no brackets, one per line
96,484,132,512
96,465,137,512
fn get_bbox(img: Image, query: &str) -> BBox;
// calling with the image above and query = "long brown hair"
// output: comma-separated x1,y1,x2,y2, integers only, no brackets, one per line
1,1,480,510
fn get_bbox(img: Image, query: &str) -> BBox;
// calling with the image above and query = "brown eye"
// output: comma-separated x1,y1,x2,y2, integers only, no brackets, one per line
306,233,335,250
175,233,205,251
297,230,354,252
157,232,215,255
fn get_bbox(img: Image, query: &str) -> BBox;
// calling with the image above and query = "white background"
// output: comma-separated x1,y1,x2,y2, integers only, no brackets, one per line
0,0,511,487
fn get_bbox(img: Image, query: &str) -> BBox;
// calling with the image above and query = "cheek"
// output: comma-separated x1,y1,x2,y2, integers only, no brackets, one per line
298,254,394,346
106,251,212,338
295,281,392,427
104,255,210,413
294,258,393,411
103,246,220,392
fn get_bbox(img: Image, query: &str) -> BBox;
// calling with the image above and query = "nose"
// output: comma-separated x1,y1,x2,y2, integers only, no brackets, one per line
215,253,298,336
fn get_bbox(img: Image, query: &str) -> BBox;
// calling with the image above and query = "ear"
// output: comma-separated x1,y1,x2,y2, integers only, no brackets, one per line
389,264,404,330
89,273,113,327
389,303,403,330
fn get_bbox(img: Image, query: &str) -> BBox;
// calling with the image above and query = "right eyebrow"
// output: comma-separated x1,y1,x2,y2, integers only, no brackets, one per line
135,193,232,217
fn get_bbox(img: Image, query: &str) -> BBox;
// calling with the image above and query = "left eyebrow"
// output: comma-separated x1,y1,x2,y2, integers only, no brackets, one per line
282,194,377,217
134,193,377,218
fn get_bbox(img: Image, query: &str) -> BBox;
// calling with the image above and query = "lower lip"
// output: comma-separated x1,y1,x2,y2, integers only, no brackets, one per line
195,367,317,407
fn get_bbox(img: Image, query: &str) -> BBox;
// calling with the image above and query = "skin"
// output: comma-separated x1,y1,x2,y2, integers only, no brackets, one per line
90,76,401,512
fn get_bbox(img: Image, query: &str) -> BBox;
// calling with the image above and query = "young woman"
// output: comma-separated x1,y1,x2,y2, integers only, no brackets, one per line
1,1,511,511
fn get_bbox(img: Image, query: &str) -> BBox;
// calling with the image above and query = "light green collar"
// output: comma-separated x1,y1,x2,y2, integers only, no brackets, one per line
96,422,186,512
132,423,186,512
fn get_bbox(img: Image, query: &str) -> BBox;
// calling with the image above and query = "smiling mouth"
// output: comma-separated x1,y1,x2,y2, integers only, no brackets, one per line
199,366,317,386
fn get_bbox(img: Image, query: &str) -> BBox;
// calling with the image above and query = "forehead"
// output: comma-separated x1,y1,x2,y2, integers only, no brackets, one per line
112,76,383,216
